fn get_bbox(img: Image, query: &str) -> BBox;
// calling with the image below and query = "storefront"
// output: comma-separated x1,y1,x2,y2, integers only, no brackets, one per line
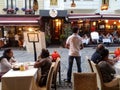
68,14,120,37
39,10,68,45
0,15,40,47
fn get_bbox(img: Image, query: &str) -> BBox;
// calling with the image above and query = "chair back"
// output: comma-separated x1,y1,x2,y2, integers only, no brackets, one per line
46,64,54,90
73,72,97,90
90,60,104,90
53,58,60,83
87,59,94,72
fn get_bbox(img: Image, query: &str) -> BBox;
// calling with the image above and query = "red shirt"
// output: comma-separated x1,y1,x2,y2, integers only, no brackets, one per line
51,52,60,62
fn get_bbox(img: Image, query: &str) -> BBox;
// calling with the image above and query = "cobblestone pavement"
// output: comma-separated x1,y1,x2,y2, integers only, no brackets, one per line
0,46,118,90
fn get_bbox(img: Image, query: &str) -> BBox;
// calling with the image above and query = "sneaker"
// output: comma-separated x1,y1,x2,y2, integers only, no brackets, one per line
64,79,71,83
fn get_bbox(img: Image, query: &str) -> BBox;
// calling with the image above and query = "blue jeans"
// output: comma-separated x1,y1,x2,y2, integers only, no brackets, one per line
67,56,81,82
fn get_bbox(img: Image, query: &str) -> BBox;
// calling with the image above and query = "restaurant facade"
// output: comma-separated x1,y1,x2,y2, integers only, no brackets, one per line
0,0,120,47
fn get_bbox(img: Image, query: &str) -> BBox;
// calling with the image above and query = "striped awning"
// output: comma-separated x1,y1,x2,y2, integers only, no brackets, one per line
0,15,40,26
68,14,120,21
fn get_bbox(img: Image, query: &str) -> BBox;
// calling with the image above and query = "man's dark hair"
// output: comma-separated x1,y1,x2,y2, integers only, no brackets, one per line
40,48,50,58
72,27,79,33
96,44,105,53
101,48,109,60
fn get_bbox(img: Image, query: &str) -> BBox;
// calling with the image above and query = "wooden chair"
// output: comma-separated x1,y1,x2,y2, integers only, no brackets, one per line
38,64,54,90
90,60,119,90
73,72,98,90
52,58,60,90
0,82,1,90
87,57,94,72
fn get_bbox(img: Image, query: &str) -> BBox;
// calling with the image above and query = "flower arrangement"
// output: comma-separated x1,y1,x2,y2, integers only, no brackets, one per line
21,8,33,14
21,8,26,11
25,9,33,12
7,8,14,13
15,7,19,11
21,8,33,12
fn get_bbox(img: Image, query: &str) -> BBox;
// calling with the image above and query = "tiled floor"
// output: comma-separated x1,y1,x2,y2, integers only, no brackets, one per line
0,46,116,90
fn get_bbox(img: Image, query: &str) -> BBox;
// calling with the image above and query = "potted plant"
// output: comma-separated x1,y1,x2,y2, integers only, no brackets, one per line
60,24,72,47
7,8,14,14
45,35,51,47
15,7,19,11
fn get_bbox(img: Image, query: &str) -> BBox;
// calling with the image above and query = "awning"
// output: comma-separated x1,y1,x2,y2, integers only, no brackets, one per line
68,14,120,21
0,15,40,26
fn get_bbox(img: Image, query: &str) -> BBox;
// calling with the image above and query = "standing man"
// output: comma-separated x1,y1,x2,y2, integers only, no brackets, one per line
65,26,83,83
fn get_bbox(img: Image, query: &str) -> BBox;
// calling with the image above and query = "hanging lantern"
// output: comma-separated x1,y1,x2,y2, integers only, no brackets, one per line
101,4,108,10
101,0,108,10
71,0,76,7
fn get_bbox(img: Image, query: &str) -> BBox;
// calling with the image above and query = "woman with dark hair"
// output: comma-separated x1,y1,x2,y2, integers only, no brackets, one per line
0,48,16,80
34,48,52,86
98,48,119,87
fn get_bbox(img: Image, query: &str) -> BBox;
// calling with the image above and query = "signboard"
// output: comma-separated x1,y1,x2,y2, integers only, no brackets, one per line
27,33,39,42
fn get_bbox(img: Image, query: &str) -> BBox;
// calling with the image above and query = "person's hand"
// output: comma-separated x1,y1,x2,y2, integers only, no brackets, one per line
80,44,84,50
34,61,40,68
65,44,69,49
115,56,120,61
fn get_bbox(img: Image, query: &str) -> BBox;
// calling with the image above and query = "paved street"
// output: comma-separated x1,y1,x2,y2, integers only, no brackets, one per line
0,46,118,90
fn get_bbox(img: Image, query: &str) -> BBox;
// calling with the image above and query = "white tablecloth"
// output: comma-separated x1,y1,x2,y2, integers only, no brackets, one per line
1,67,39,90
102,39,111,43
114,61,120,75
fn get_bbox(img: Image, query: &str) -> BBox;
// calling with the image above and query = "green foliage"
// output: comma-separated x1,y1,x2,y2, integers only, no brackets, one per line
45,35,51,45
60,24,72,43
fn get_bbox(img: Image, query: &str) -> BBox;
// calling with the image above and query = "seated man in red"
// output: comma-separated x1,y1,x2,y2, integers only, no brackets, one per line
51,50,60,62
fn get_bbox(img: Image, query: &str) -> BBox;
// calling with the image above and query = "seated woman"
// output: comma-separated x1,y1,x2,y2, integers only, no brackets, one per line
98,48,119,87
0,48,16,80
34,48,52,87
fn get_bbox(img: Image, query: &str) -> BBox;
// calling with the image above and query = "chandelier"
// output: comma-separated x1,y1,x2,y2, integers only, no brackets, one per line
71,0,76,7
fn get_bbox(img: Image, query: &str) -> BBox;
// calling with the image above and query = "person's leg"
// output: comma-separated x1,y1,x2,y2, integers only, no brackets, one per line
67,56,74,82
75,56,82,72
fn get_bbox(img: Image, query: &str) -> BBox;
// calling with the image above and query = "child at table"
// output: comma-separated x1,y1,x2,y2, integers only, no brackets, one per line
51,50,61,62
34,48,52,87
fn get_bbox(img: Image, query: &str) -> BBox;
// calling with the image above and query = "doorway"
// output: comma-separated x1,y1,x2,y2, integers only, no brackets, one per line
50,18,63,44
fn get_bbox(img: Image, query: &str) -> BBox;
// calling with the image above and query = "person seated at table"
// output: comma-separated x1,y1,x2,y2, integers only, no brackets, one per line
82,34,90,46
51,50,61,62
106,33,113,43
0,48,16,80
91,44,105,64
34,48,52,87
98,48,119,87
